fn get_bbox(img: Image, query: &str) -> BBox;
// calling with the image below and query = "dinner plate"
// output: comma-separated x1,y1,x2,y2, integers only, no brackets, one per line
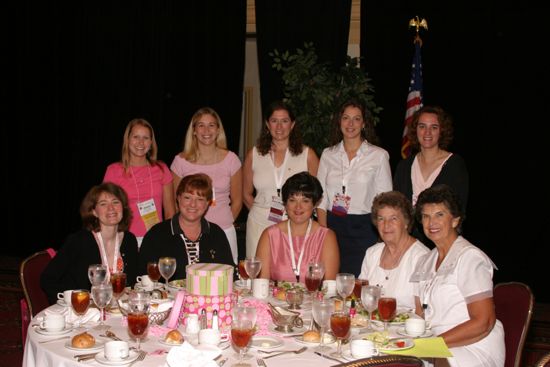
378,338,414,351
371,310,411,327
95,350,139,366
397,328,433,338
64,340,104,351
294,334,335,346
35,325,74,336
158,338,184,347
268,323,307,335
250,336,284,349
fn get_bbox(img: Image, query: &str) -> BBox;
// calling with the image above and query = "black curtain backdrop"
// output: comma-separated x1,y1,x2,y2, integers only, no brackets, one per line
2,1,246,257
255,0,352,111
361,2,548,301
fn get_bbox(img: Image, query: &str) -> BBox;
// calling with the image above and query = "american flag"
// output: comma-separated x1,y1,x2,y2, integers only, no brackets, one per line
401,40,423,159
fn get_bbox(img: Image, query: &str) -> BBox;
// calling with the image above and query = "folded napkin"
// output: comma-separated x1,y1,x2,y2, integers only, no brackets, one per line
45,306,101,324
166,342,218,367
151,299,174,313
384,337,453,358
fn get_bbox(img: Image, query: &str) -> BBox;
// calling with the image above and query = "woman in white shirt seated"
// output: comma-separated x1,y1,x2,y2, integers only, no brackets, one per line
358,191,429,310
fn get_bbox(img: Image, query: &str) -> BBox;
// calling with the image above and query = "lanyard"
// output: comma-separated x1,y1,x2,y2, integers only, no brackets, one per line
271,148,290,196
94,231,120,275
340,143,365,194
130,165,154,203
287,218,312,282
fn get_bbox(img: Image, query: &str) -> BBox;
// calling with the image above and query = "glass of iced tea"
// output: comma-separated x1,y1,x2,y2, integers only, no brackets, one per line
127,291,150,352
353,279,369,300
110,272,127,310
71,289,90,328
378,297,397,331
231,305,257,367
305,262,325,294
147,261,161,289
330,311,351,358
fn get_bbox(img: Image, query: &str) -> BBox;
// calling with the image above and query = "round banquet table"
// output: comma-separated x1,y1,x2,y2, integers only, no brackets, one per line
23,297,435,367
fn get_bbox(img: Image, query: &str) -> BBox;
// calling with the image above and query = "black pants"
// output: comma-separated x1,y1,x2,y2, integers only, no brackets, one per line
327,212,378,277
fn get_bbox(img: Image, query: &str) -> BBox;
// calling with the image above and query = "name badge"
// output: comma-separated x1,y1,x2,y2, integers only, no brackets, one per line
138,198,160,230
331,193,351,217
267,195,285,223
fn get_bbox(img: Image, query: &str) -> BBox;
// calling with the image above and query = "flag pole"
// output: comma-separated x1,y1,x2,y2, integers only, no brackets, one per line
401,16,428,159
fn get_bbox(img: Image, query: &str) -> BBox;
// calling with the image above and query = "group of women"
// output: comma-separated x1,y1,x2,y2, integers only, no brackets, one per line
40,98,504,366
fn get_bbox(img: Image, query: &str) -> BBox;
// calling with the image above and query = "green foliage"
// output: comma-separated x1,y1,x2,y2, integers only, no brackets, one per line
270,42,382,155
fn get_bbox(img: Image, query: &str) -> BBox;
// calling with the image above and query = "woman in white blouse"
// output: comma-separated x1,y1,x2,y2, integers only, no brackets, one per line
317,99,392,276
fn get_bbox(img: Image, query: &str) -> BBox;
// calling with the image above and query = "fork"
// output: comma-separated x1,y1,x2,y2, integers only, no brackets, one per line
127,351,146,367
257,358,268,367
263,346,307,359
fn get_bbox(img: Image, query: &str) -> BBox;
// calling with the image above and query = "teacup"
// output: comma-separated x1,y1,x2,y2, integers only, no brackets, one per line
350,339,378,358
104,341,130,361
40,313,66,332
405,318,426,336
198,328,229,346
252,278,270,299
322,280,337,297
186,314,200,335
57,290,73,305
136,275,154,289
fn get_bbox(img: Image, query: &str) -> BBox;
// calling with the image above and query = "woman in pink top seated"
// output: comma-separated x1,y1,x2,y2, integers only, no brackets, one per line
256,172,339,283
104,118,175,245
171,107,242,264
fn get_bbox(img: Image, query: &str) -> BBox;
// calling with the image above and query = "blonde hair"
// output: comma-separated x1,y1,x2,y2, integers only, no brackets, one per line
121,118,159,172
181,107,227,162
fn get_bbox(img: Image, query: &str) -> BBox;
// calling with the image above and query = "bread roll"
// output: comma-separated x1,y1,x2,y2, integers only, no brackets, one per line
164,329,184,344
303,330,320,342
71,332,95,348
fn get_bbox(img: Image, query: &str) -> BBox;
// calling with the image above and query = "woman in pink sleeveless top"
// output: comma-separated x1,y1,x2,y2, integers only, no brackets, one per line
256,172,339,283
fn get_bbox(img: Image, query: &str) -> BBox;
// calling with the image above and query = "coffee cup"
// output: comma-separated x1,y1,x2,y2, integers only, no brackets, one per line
136,275,154,289
322,280,337,297
405,318,426,336
57,290,73,305
186,314,200,335
40,313,66,332
350,339,378,359
104,341,130,361
198,328,222,346
252,278,270,299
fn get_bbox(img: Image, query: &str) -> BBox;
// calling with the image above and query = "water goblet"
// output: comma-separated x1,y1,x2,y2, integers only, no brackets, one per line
147,261,161,289
158,257,177,287
361,285,381,330
91,283,113,330
305,262,325,295
312,298,334,352
231,305,257,367
127,291,150,352
244,257,261,295
330,311,351,358
336,273,355,311
88,264,108,286
71,289,91,329
378,297,397,332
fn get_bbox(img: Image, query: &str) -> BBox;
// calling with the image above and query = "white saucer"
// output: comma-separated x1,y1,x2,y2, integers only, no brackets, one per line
294,334,335,346
64,340,104,351
35,325,74,336
95,350,139,365
158,338,184,347
397,328,433,338
342,349,377,361
268,323,307,335
56,299,67,307
251,335,284,349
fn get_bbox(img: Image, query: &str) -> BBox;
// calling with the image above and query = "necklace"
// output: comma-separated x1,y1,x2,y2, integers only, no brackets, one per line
380,245,407,280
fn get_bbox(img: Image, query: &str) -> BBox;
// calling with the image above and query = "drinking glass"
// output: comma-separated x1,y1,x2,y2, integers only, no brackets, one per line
378,297,397,332
336,273,355,311
330,311,351,358
71,289,91,329
147,261,161,289
158,257,177,287
361,285,381,330
231,305,257,367
110,272,127,311
127,291,150,352
88,264,108,286
305,262,325,294
353,279,369,300
244,257,261,295
312,298,334,352
91,283,113,330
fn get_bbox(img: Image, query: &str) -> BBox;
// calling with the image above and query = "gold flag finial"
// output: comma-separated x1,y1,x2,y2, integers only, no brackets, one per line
409,16,428,34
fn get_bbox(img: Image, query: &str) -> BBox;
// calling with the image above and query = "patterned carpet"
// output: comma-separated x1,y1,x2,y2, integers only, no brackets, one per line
0,255,24,366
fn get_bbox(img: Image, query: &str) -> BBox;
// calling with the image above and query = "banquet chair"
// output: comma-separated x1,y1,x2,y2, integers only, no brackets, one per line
19,248,56,343
494,281,534,367
334,355,423,366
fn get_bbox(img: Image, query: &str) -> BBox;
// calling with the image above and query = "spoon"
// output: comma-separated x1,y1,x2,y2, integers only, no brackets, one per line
100,330,122,341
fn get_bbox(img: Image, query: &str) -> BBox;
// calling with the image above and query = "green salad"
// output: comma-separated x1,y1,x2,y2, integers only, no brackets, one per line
371,309,410,323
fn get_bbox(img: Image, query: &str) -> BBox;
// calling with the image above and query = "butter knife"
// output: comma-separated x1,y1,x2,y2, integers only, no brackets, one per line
314,351,344,364
218,358,228,366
